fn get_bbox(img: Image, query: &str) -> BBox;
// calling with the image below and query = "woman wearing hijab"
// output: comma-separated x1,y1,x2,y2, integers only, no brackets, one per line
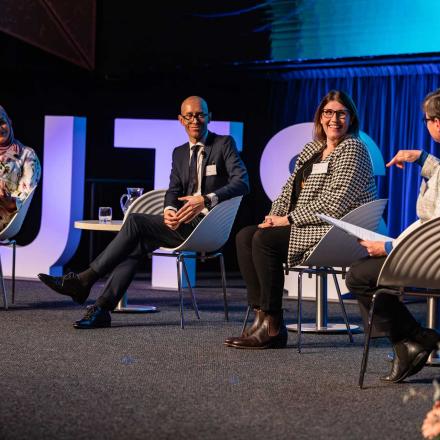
0,106,41,231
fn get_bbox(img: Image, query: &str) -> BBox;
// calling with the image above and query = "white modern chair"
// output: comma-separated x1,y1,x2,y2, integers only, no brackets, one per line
359,216,440,388
0,187,36,309
241,198,388,352
153,196,243,329
123,189,167,219
289,198,388,352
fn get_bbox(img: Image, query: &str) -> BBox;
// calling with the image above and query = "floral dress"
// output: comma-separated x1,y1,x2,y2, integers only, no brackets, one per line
0,141,41,232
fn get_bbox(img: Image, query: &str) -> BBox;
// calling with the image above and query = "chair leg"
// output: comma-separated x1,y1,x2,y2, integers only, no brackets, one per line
297,270,303,353
241,305,251,335
332,272,353,343
0,257,7,310
219,253,229,322
11,241,16,304
359,292,378,389
176,255,185,329
181,256,200,320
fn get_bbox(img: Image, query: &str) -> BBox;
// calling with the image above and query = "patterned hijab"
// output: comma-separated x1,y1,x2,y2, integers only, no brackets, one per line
0,106,21,156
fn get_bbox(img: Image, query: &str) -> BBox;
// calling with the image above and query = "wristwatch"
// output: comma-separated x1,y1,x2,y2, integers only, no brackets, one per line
203,195,212,210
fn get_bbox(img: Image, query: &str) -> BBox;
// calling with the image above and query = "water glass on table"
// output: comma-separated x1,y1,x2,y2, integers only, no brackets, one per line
98,207,112,223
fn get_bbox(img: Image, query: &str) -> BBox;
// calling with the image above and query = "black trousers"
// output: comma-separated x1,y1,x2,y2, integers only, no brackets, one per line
90,213,197,311
236,225,290,312
346,256,420,343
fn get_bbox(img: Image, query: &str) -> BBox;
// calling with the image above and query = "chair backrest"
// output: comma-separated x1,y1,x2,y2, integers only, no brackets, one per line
0,188,36,241
123,189,167,222
302,198,388,267
163,196,243,253
377,216,440,289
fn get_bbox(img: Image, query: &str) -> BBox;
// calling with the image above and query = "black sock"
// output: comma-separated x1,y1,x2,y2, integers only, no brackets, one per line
78,268,99,288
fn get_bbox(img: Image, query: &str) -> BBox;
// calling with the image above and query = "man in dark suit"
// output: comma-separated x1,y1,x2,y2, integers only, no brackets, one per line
38,96,249,329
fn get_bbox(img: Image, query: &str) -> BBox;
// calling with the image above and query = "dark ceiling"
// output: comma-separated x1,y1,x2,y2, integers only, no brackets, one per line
0,0,271,78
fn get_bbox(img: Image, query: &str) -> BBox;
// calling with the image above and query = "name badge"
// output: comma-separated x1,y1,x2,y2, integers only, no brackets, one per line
205,164,217,176
311,162,328,175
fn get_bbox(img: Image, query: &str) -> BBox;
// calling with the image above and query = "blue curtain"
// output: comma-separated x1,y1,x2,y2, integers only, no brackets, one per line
269,63,440,237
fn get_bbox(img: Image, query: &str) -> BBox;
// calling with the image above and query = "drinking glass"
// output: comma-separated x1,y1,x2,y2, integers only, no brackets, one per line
98,207,112,223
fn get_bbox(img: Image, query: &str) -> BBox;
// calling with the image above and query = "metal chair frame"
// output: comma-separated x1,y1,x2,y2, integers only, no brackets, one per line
127,192,242,329
288,266,352,353
358,216,440,388
241,266,352,353
153,196,242,329
152,250,229,329
0,188,36,309
359,287,440,388
241,199,388,352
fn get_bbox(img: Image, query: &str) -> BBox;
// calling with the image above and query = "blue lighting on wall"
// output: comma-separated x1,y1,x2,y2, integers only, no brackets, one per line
269,0,440,60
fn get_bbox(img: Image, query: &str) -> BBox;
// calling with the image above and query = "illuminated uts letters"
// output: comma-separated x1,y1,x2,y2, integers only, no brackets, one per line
0,116,86,278
0,118,382,284
114,119,243,289
260,122,384,202
0,118,242,282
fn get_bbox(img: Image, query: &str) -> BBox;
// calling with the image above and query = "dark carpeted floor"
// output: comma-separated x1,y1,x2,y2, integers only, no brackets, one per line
0,278,437,440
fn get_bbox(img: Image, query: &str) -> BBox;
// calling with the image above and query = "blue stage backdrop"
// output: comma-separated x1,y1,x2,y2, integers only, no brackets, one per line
269,0,440,60
268,62,440,238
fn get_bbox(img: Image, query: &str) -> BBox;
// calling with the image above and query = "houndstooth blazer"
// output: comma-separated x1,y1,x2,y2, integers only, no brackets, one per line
270,136,377,267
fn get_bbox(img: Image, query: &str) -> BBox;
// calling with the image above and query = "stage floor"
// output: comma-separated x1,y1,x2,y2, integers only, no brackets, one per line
0,278,435,440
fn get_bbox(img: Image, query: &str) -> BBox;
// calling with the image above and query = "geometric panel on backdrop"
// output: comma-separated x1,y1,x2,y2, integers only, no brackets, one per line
0,0,95,69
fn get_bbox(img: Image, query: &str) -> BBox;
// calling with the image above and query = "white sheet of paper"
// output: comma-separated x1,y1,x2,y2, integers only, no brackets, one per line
317,213,393,242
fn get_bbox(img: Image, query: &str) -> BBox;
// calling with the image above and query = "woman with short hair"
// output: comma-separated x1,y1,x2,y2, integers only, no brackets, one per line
346,88,440,383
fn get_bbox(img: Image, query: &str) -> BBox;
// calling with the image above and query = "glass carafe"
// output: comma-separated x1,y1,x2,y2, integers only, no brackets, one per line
120,187,144,215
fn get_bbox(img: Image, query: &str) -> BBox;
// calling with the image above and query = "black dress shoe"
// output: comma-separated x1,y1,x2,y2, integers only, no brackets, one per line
38,273,90,305
230,311,288,350
74,305,111,329
381,340,430,383
224,309,265,347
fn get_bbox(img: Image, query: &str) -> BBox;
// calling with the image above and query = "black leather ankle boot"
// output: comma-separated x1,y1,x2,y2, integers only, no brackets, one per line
230,310,288,349
224,309,265,346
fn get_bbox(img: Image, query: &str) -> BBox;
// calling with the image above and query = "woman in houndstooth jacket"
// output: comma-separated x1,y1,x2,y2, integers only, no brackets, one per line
346,88,440,383
225,90,377,350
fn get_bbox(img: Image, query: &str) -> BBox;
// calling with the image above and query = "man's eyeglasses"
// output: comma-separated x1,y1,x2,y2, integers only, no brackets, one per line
423,117,436,126
180,113,209,123
322,109,349,120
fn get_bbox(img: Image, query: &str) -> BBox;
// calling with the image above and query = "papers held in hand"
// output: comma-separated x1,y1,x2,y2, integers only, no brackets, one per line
317,213,393,242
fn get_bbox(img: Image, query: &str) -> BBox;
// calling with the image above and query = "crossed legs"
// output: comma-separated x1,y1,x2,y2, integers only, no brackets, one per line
90,213,195,310
38,213,197,328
